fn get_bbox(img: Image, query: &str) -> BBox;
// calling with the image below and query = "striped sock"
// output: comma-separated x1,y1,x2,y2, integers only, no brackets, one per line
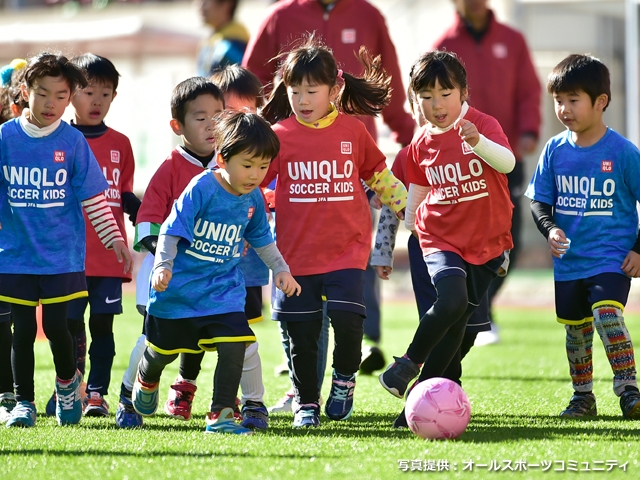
565,322,594,393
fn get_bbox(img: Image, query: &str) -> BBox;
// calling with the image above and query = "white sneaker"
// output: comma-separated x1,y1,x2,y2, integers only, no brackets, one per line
0,392,17,422
474,325,500,346
268,392,297,414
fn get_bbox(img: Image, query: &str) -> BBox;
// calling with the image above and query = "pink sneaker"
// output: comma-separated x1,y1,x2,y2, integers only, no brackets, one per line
164,377,197,420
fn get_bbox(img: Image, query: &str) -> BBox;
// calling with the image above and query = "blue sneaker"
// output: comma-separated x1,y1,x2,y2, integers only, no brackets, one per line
132,375,159,416
45,390,56,417
293,403,320,428
115,394,143,428
379,356,421,399
6,400,36,428
325,370,356,420
56,372,83,426
240,400,269,431
205,407,253,435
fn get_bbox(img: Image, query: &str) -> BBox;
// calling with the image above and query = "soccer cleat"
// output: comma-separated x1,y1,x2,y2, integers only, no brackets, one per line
0,392,17,423
359,345,386,375
620,387,640,419
115,394,143,428
393,408,409,429
268,391,296,414
132,375,159,417
325,370,356,421
559,392,597,418
83,392,109,417
56,371,83,426
293,403,320,428
164,377,197,420
379,356,421,399
6,400,36,428
205,407,253,435
45,390,56,417
240,400,269,430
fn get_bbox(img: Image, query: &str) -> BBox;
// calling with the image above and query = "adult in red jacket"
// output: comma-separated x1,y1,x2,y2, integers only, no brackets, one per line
433,0,542,343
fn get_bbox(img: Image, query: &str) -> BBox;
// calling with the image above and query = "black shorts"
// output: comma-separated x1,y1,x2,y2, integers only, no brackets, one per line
555,273,630,325
145,311,256,354
272,268,365,322
245,286,263,324
0,272,87,306
67,276,124,320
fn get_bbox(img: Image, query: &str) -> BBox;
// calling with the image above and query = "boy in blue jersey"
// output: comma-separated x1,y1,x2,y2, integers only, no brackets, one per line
132,110,301,434
0,53,132,428
526,54,640,419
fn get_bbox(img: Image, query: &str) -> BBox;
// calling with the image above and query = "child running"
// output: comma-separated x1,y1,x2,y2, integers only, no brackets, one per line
132,110,301,434
526,54,640,419
260,35,407,428
0,53,132,428
378,50,513,399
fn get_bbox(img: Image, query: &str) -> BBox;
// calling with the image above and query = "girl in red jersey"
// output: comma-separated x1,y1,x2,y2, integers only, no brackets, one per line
379,51,514,399
261,35,407,428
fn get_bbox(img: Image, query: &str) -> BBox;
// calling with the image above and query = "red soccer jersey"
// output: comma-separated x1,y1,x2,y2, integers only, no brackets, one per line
83,128,134,280
262,114,387,276
407,107,513,265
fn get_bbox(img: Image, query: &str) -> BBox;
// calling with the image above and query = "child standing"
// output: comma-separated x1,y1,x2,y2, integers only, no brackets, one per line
260,36,407,427
0,53,132,428
132,110,301,435
378,51,513,399
526,54,640,419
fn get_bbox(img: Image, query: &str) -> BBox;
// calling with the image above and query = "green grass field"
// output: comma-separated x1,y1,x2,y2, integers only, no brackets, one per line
1,290,640,479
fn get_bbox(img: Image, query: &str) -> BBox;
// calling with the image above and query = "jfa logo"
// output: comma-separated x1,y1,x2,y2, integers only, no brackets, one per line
248,207,255,219
601,160,613,172
54,151,65,163
341,142,352,154
342,29,356,44
461,142,474,155
110,151,121,163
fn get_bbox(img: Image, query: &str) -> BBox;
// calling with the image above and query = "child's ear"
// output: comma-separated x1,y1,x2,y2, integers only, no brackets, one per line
595,93,608,111
215,153,226,169
329,84,341,102
169,118,183,136
460,88,469,103
112,91,118,100
20,84,29,103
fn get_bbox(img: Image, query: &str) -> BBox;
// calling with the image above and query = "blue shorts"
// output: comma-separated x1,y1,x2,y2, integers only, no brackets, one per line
424,251,504,307
67,276,124,320
0,272,87,306
0,301,10,323
245,286,263,324
555,273,630,325
272,269,365,322
145,311,256,354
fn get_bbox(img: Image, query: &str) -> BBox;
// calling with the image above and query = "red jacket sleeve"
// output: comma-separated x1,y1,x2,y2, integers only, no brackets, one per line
242,8,281,92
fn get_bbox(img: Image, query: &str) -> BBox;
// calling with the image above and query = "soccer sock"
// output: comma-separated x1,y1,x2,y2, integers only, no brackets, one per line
0,320,14,393
178,351,205,383
240,342,265,404
138,347,177,384
212,342,245,412
592,303,637,396
122,334,148,391
329,310,364,376
87,333,115,396
565,322,594,393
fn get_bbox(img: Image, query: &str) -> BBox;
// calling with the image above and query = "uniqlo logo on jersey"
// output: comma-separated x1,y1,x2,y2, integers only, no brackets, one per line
342,29,356,44
601,160,613,172
110,150,121,163
341,142,352,154
54,150,65,163
461,141,474,155
248,207,255,219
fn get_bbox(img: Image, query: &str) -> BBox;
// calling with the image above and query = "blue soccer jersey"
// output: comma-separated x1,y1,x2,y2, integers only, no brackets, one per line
525,128,640,281
0,118,108,275
148,170,274,319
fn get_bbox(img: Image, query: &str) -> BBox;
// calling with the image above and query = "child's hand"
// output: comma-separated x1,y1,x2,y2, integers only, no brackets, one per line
548,228,570,258
396,208,405,220
112,240,134,274
152,268,172,292
374,265,393,280
454,118,480,147
243,240,250,257
369,195,382,210
622,251,640,277
274,272,302,297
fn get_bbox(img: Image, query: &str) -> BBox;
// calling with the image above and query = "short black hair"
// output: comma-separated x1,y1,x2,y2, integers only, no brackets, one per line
210,65,264,108
171,77,224,124
23,53,87,92
214,110,280,162
409,50,467,95
547,54,611,111
70,53,120,91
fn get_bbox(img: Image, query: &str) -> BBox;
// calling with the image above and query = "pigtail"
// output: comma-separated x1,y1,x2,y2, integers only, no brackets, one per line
336,46,391,117
261,79,293,125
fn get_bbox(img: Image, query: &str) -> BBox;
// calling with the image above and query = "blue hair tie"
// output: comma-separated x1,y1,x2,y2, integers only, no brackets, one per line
0,65,13,87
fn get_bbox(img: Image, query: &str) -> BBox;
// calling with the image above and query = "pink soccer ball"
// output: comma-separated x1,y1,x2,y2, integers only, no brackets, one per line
405,377,471,440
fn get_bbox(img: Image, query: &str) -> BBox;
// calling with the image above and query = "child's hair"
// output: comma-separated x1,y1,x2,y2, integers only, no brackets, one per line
214,110,280,162
261,34,392,124
171,76,224,124
23,53,87,93
69,53,120,91
0,60,28,121
408,50,468,99
547,54,611,111
210,64,264,108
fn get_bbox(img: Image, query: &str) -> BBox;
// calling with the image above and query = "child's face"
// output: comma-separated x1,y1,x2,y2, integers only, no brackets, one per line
553,90,605,135
71,81,116,126
287,79,340,125
216,150,271,196
22,75,72,128
171,93,224,157
416,79,467,129
224,93,258,113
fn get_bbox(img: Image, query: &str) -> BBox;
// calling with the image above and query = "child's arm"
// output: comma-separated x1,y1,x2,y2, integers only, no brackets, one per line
370,205,399,280
621,232,640,277
122,192,142,226
530,199,569,258
364,168,407,218
404,183,431,232
151,234,180,292
253,242,301,297
455,119,515,174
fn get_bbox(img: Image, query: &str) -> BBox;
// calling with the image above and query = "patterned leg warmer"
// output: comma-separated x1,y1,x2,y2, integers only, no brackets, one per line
565,322,594,393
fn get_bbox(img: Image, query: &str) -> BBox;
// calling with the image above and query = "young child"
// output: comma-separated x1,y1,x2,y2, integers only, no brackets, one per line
260,35,407,428
132,110,301,435
526,54,640,419
0,53,132,428
378,50,513,399
115,77,225,428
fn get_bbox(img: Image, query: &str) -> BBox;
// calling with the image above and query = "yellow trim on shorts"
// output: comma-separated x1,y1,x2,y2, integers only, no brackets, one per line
592,300,625,312
145,336,257,355
0,295,39,306
248,315,263,324
41,291,88,304
557,315,594,325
